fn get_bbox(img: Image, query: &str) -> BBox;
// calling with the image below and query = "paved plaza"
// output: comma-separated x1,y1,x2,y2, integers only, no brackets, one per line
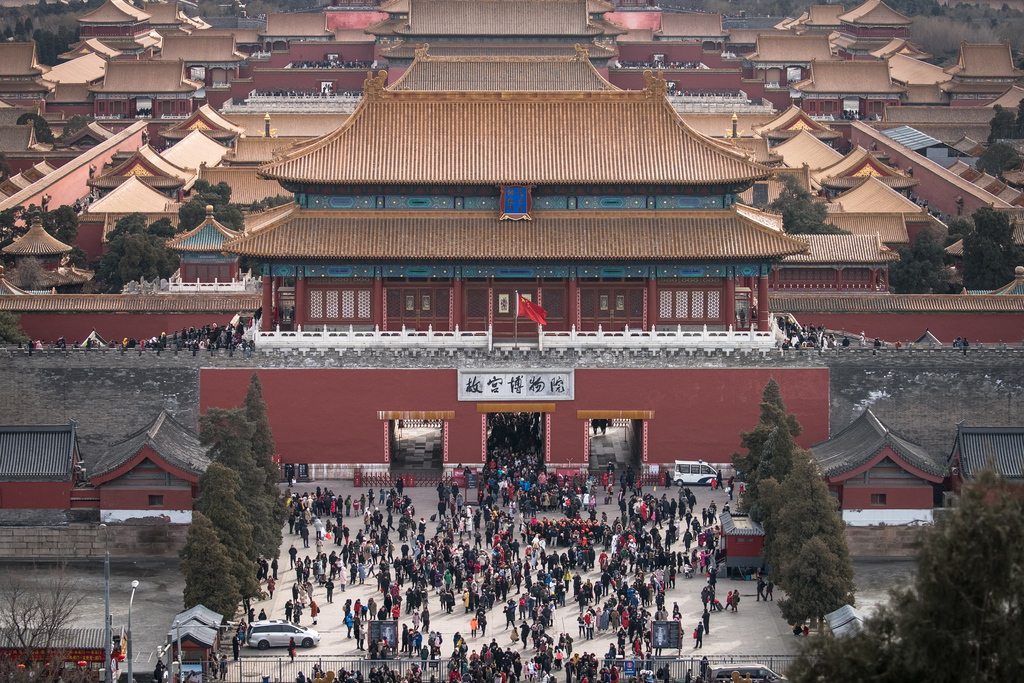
236,479,799,667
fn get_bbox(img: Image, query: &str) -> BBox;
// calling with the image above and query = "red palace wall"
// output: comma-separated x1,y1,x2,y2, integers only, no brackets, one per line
840,484,933,510
199,368,830,468
98,487,194,510
16,312,245,344
0,481,73,509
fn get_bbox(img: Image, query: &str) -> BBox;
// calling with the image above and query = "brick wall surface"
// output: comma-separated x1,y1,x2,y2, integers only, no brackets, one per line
0,522,188,560
1,345,1023,465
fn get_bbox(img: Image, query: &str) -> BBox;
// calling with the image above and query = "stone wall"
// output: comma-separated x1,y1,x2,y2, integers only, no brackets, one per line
845,524,924,559
2,345,1023,462
0,521,188,560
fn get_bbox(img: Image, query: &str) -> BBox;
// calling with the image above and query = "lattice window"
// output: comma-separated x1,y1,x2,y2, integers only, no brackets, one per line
580,290,595,317
309,290,323,319
467,290,488,319
436,289,450,317
659,291,672,318
326,290,340,319
629,290,644,316
340,290,354,318
357,290,371,319
543,289,564,318
675,290,688,318
387,289,401,317
707,290,721,319
692,291,704,319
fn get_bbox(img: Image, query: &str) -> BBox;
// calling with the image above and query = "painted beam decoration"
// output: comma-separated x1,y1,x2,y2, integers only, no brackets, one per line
500,186,533,220
458,369,574,401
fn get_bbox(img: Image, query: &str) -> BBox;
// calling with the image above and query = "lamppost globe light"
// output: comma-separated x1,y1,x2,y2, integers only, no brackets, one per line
131,580,139,588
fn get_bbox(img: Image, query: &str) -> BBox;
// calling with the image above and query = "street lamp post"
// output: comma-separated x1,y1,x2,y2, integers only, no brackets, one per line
101,523,111,683
127,580,139,683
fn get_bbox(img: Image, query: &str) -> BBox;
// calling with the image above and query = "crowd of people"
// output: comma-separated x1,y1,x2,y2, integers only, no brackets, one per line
260,412,742,683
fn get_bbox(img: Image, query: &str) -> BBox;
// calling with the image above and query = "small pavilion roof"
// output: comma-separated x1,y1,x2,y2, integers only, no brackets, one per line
793,59,905,94
161,130,229,171
388,51,619,91
89,144,195,190
752,105,842,142
813,147,917,190
831,176,925,214
0,422,78,482
60,38,123,60
720,512,764,536
91,410,211,481
260,80,770,186
161,104,246,141
224,203,808,261
945,41,1024,79
782,233,898,264
166,206,240,253
837,0,912,26
813,408,942,480
772,129,844,171
2,217,73,257
86,176,180,214
173,605,224,628
745,34,839,64
79,0,152,24
914,329,942,345
969,266,1024,295
869,37,931,60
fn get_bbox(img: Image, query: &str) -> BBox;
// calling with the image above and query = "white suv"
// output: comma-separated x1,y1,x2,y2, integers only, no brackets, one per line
246,620,320,650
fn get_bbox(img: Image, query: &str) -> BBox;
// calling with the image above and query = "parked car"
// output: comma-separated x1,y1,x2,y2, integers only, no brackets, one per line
246,620,320,650
671,460,717,486
708,665,785,682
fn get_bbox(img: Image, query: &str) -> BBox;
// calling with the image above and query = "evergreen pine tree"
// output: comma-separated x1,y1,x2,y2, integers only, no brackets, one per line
761,452,855,627
179,512,240,618
242,372,287,550
194,463,261,606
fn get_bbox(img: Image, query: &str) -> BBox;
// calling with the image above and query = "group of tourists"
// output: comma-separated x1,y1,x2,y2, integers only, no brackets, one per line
269,412,736,683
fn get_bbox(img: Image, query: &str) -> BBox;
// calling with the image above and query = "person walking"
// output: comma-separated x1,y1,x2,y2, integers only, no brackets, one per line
288,638,297,662
694,622,704,649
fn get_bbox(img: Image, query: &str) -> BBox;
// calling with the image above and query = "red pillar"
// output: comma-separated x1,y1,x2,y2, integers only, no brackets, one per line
757,273,770,331
373,275,384,330
646,276,658,329
260,274,273,331
568,276,579,329
294,275,306,329
835,267,843,291
453,276,463,329
723,270,735,328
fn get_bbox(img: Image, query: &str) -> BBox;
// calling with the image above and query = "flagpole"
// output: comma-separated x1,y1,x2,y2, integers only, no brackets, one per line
514,290,519,350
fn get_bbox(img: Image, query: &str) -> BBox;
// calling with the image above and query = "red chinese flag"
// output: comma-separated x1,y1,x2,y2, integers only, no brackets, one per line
518,295,548,326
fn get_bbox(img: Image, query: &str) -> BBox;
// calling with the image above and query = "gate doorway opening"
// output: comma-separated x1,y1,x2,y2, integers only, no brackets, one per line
579,411,654,478
484,411,546,467
378,411,454,475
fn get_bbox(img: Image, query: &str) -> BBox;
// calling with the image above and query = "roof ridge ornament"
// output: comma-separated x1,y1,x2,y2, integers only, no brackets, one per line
363,70,388,100
415,43,430,59
574,43,589,61
642,69,667,99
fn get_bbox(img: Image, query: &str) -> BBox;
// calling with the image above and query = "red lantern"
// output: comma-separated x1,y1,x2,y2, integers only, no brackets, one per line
77,662,88,668
17,664,26,669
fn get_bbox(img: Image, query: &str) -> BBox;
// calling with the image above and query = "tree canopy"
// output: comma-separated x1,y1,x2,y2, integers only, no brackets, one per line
0,313,29,345
888,230,956,294
15,113,54,145
178,180,245,233
987,104,1017,142
788,471,1024,683
961,206,1021,290
179,511,240,619
94,213,179,292
977,141,1022,174
768,176,846,235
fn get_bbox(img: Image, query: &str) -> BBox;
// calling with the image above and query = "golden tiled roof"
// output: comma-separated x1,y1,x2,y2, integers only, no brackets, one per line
157,35,247,63
837,0,911,26
261,87,770,186
752,105,841,141
812,147,910,185
783,234,897,263
60,38,123,60
224,137,306,165
86,176,181,215
198,166,291,205
261,13,332,37
814,212,909,243
42,53,106,85
831,176,923,214
378,0,611,37
162,130,229,171
773,129,844,171
224,205,808,260
90,59,202,94
745,35,839,63
78,0,152,24
869,38,931,60
793,59,905,94
802,4,845,27
161,104,246,141
887,53,950,86
2,219,73,257
944,41,1024,79
0,43,48,78
388,53,619,91
378,41,618,59
90,144,195,190
226,114,344,139
986,85,1024,109
657,13,727,37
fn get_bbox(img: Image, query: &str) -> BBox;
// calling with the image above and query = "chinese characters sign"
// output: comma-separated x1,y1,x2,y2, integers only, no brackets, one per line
500,186,533,220
458,369,574,401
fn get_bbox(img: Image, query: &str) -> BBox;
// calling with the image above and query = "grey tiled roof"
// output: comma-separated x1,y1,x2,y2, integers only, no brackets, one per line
812,408,943,478
0,423,78,481
720,511,764,536
90,411,210,479
951,426,1024,480
174,604,224,627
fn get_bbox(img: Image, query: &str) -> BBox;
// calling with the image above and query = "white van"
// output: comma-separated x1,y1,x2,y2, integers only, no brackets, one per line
672,460,717,486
